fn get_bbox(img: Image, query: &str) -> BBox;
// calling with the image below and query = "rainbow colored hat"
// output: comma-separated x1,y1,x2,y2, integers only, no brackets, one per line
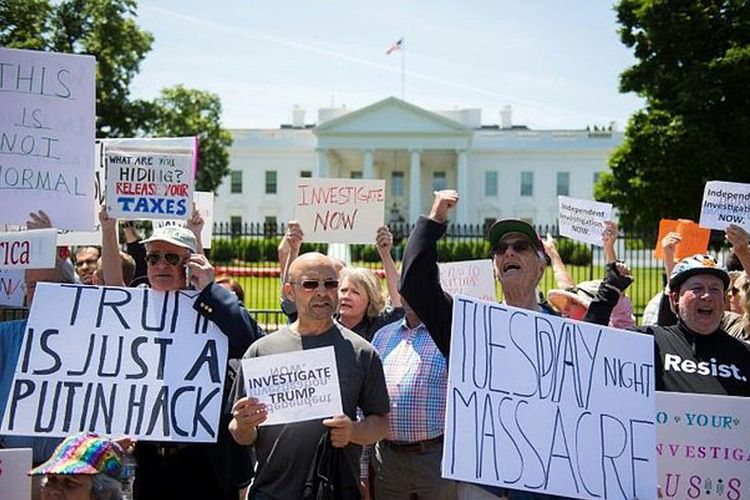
28,433,123,479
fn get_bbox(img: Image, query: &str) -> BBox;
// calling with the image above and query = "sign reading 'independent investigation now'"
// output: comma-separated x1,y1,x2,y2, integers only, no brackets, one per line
1,283,228,442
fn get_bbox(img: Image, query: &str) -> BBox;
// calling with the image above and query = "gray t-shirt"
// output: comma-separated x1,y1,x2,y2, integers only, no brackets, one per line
232,324,389,500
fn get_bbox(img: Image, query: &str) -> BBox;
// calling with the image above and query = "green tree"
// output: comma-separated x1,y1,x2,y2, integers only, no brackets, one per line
140,85,233,193
1,0,153,137
597,0,750,229
1,0,233,192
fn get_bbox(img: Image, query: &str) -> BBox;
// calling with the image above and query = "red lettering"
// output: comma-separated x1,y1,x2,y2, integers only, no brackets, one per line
0,240,30,266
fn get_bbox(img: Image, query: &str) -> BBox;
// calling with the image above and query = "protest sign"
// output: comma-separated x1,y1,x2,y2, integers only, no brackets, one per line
699,181,750,232
0,268,26,307
654,219,710,261
0,47,96,231
241,346,343,426
153,191,214,249
57,141,105,247
656,392,749,499
438,260,496,302
0,448,32,500
1,283,228,443
294,178,386,244
0,229,57,269
105,138,196,221
558,196,613,246
443,295,657,499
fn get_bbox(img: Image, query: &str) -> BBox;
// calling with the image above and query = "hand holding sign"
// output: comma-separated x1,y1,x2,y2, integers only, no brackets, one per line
429,190,459,223
725,223,750,252
231,397,268,430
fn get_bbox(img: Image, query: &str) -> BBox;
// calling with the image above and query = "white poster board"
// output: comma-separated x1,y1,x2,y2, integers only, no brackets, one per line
443,295,657,499
438,260,496,302
294,178,386,244
153,191,214,249
558,196,613,246
57,141,105,247
0,448,32,500
0,48,96,231
241,346,343,426
0,229,57,269
1,283,228,442
656,391,749,498
699,181,750,232
0,268,26,307
106,151,194,221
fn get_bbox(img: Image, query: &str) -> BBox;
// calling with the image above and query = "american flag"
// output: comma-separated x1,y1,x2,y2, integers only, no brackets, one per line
386,38,404,55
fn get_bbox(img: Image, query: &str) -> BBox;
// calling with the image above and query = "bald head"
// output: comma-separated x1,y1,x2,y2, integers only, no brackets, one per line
288,252,337,282
285,252,339,328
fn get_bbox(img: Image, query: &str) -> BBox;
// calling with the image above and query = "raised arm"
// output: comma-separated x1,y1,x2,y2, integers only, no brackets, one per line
399,190,459,357
542,234,575,290
99,205,125,286
661,232,682,279
186,202,205,256
376,225,401,308
726,224,750,273
602,220,619,264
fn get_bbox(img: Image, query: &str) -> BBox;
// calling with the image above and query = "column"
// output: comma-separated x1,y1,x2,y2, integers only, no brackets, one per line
409,149,421,223
363,149,374,179
456,149,468,223
316,148,328,177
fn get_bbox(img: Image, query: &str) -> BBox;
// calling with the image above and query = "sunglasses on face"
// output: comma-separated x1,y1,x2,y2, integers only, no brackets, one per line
291,279,340,290
145,252,184,266
493,239,533,255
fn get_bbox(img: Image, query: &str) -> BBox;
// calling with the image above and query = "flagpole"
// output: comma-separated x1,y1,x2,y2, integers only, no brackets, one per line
401,48,405,99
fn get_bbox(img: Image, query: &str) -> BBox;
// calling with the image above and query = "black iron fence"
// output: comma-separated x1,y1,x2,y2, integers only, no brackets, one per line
1,222,736,329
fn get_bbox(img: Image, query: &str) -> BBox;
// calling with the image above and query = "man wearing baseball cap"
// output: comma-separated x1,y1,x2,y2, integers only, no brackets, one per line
400,191,624,500
98,209,263,500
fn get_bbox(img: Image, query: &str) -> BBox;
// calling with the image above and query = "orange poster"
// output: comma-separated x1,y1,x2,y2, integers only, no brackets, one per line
654,219,711,260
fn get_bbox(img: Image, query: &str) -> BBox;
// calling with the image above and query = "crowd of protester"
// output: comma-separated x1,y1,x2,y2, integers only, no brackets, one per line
1,189,749,500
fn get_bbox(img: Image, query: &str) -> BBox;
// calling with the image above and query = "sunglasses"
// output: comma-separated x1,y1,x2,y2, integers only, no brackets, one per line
145,252,184,266
290,279,340,290
729,287,741,296
493,239,533,255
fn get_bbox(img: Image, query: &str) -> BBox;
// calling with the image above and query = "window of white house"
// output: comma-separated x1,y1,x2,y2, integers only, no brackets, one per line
557,172,570,196
230,170,242,194
391,171,405,196
230,216,242,234
521,171,533,196
350,171,363,179
264,216,277,236
265,170,277,194
300,170,312,178
432,171,447,192
484,171,498,197
593,171,602,184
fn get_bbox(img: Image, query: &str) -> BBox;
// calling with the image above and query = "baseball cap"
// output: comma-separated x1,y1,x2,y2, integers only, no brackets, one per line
668,254,730,292
487,219,544,253
29,433,123,479
142,225,197,253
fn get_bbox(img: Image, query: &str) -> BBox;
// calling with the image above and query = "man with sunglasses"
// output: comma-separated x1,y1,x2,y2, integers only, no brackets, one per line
99,217,263,500
229,252,390,500
400,190,622,500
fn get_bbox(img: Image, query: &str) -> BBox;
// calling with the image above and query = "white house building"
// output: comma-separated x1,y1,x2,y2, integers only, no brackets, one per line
215,97,623,230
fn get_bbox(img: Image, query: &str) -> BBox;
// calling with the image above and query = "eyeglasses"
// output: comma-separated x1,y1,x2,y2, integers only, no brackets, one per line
145,252,184,266
290,279,340,290
493,239,533,255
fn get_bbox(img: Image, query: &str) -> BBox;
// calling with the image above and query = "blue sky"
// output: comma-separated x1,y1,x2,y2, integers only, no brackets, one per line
130,0,644,130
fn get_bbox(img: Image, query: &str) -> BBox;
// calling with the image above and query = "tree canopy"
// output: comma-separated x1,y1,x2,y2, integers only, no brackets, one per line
1,0,232,192
597,0,750,229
